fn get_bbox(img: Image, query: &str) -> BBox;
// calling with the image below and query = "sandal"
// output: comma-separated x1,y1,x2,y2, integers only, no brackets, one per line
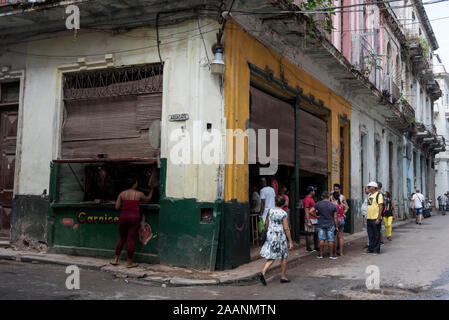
280,278,291,283
110,260,119,266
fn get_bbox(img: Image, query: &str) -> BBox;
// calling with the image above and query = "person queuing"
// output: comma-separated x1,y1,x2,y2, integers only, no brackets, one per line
303,186,319,252
259,177,276,224
258,195,294,285
365,181,383,255
111,176,154,268
412,189,425,225
279,185,290,213
331,184,349,213
361,185,371,249
377,182,385,247
250,184,261,216
309,191,339,260
332,191,348,256
382,191,396,241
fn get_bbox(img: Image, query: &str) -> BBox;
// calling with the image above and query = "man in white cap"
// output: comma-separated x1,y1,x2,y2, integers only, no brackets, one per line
365,181,384,254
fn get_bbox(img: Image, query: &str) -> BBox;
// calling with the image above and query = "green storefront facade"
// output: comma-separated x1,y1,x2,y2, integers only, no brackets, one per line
47,159,250,270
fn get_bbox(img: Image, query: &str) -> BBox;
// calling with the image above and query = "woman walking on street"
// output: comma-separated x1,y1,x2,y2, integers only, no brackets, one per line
258,195,293,285
383,191,396,241
332,191,347,256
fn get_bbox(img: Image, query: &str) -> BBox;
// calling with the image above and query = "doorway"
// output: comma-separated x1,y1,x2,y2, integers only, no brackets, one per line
0,81,20,239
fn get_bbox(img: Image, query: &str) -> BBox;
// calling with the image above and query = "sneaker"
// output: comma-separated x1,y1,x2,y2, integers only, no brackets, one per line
316,255,324,259
364,250,374,254
380,242,384,246
329,256,338,260
306,248,313,252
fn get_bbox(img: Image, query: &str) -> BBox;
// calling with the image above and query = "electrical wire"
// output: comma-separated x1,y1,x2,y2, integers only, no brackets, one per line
197,17,211,69
3,27,220,59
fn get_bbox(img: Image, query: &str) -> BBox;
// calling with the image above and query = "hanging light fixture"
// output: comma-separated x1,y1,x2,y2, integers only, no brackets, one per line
210,46,225,75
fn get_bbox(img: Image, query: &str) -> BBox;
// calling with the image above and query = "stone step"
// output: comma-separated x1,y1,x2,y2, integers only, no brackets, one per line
0,240,10,248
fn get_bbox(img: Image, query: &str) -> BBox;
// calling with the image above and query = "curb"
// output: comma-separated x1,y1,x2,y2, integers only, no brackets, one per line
0,219,414,287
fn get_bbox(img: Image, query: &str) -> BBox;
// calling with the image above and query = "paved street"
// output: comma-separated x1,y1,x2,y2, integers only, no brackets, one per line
1,214,449,300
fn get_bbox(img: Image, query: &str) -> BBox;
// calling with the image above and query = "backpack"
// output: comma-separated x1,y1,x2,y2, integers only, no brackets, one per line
375,192,387,215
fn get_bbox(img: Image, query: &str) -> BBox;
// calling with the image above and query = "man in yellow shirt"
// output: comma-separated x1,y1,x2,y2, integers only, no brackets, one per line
366,181,384,254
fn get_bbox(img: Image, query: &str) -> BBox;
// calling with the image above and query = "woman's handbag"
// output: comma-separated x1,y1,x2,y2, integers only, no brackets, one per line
259,229,267,246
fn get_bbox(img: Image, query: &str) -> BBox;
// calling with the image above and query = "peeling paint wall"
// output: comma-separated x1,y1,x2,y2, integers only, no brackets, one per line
1,18,223,203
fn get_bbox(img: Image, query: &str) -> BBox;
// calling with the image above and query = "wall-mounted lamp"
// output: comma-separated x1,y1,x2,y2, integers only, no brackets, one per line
211,44,225,75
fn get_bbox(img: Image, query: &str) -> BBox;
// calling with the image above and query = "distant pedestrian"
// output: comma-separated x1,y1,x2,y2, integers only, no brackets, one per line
440,193,448,216
259,177,276,223
361,185,371,249
412,189,425,225
309,191,339,260
303,186,319,252
270,176,279,196
382,191,396,241
250,185,261,215
377,182,386,247
366,181,383,254
279,185,290,213
332,191,347,256
331,184,349,213
258,195,294,285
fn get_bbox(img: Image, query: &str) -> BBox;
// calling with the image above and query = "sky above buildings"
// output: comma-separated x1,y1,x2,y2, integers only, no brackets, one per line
426,2,449,68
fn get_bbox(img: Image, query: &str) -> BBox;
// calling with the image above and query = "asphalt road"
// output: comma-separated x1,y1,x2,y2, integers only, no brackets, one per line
1,214,449,300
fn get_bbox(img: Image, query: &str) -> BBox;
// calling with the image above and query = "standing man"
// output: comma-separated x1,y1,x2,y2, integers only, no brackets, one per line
377,182,386,247
361,185,371,249
309,191,339,260
366,181,383,254
304,186,319,252
331,184,349,213
259,177,276,223
440,192,448,216
412,189,425,225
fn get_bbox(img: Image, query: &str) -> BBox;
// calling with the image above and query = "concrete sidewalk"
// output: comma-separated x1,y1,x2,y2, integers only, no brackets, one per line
0,219,412,287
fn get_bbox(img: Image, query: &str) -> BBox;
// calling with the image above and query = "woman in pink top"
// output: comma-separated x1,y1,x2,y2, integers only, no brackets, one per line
279,185,289,213
111,176,154,268
332,191,347,256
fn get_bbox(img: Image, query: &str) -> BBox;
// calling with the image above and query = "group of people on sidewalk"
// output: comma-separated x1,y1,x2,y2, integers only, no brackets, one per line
256,177,404,286
256,178,350,285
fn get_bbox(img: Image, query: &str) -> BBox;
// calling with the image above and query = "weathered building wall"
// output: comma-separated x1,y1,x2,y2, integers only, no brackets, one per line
434,56,449,199
1,19,225,249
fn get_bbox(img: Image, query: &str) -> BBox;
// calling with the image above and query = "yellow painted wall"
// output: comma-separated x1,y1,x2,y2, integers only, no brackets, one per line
224,22,351,202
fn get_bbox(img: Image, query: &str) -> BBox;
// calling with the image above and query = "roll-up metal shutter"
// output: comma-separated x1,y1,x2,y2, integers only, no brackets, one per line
61,64,162,159
250,86,295,166
250,86,327,175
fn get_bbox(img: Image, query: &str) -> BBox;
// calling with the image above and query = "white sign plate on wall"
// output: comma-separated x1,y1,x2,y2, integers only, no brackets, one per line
168,113,189,121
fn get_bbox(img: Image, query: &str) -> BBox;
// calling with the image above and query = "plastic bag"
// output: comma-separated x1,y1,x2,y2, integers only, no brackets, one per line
258,217,265,233
138,220,153,245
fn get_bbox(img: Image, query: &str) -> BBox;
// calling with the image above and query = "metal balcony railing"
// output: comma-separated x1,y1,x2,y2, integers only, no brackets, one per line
351,31,382,90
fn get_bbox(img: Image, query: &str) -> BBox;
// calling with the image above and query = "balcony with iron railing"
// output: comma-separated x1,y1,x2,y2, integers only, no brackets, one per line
351,31,383,91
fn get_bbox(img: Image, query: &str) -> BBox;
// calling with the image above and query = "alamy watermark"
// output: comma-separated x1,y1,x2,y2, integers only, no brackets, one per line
168,121,279,175
365,265,380,290
65,5,80,31
65,265,80,290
